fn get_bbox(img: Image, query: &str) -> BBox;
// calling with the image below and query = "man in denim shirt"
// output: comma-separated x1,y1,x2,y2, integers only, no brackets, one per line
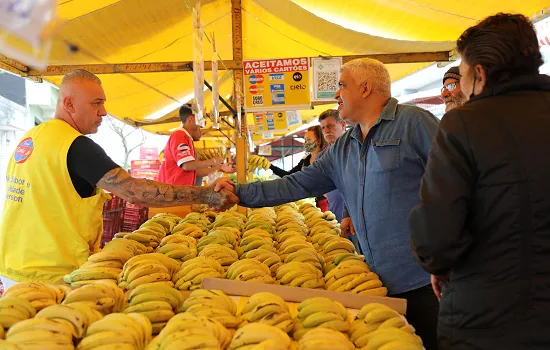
215,58,439,348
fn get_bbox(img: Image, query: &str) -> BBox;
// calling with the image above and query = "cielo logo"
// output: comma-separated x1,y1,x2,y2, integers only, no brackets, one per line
248,75,264,84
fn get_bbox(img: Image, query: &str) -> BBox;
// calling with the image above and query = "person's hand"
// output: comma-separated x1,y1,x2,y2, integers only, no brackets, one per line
220,163,236,174
204,183,239,211
340,217,355,237
212,157,224,166
431,274,448,301
213,177,236,193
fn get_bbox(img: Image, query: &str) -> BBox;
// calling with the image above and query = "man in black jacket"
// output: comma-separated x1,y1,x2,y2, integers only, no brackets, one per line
409,13,550,349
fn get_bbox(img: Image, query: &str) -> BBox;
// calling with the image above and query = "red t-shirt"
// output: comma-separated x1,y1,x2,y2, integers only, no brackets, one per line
158,129,196,186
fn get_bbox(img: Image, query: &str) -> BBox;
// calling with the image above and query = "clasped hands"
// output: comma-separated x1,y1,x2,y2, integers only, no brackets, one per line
205,177,240,211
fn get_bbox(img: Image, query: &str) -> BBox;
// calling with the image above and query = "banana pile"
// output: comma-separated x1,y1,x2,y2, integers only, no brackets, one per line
283,247,325,273
197,235,235,254
156,234,197,263
211,212,246,231
2,283,65,311
208,228,240,248
275,262,325,289
297,327,355,350
178,212,211,233
240,292,294,333
35,304,91,339
146,312,231,350
293,297,349,341
64,250,133,287
118,225,168,253
179,289,239,331
354,328,423,350
123,283,184,334
77,312,152,350
0,297,36,329
118,253,180,291
277,237,317,263
171,222,206,239
229,323,291,350
243,213,275,235
351,303,420,349
199,244,239,271
237,232,276,257
62,280,125,314
248,155,271,172
226,259,276,284
172,257,225,291
4,318,75,349
197,148,223,161
325,260,386,296
242,248,281,276
323,253,364,274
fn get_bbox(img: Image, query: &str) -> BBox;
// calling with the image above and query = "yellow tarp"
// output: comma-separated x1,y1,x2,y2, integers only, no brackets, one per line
4,0,549,140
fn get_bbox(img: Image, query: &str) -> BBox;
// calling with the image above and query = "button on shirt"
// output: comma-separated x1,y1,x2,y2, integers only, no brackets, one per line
235,98,439,294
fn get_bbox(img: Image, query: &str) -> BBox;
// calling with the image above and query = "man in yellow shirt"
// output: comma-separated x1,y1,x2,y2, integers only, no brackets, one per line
0,69,238,287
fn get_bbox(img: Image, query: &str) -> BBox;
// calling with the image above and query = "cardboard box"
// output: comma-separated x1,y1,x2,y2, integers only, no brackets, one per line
131,160,161,170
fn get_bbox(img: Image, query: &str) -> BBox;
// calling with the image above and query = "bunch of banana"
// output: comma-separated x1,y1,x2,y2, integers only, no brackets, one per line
248,155,271,172
62,280,125,314
35,304,90,339
293,297,349,341
0,297,36,329
277,237,316,262
207,229,239,249
203,210,218,223
274,230,307,249
243,248,282,276
118,253,180,291
156,234,197,263
226,259,276,284
171,222,205,239
323,252,364,274
351,303,418,348
65,250,135,287
211,215,245,231
243,219,275,235
178,213,211,232
277,202,299,211
307,216,340,236
309,231,341,257
2,282,62,311
77,312,152,350
325,260,386,296
242,228,272,241
179,289,239,330
198,244,239,271
240,292,294,333
4,318,75,349
237,234,276,257
297,203,316,214
283,247,325,272
229,323,292,350
140,217,172,235
152,212,182,222
249,208,277,223
146,312,231,350
196,235,234,253
276,220,308,237
275,262,325,289
123,282,184,334
102,237,147,256
123,227,167,253
322,237,357,262
297,327,355,350
172,257,225,291
355,328,423,350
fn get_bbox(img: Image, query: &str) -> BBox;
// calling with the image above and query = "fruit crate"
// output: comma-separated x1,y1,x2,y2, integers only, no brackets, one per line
101,195,126,247
122,203,149,232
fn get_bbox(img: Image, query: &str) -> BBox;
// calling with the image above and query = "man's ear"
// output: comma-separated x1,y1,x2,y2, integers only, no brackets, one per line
475,64,487,93
63,96,75,113
361,82,372,99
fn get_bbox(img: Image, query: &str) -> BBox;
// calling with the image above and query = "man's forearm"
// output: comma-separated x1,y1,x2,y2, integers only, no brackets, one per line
196,166,220,177
181,159,217,171
97,168,223,208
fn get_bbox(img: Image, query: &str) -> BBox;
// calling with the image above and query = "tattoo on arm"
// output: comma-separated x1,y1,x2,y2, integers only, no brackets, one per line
96,168,225,208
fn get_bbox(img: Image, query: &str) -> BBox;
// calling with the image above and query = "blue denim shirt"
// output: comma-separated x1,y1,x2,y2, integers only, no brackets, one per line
236,98,439,294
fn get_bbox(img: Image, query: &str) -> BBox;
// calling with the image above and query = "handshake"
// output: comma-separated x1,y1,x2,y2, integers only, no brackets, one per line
202,177,241,212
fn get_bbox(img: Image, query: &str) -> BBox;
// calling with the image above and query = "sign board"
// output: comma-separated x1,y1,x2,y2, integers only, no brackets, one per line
262,131,275,140
286,110,302,127
258,144,272,156
311,57,342,101
253,111,302,133
244,58,311,112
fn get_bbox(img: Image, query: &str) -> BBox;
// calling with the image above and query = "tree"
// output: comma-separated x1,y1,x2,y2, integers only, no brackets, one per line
105,116,147,169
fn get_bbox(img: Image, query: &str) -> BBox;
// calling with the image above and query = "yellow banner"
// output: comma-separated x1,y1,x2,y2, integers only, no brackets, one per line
253,112,288,132
243,58,311,112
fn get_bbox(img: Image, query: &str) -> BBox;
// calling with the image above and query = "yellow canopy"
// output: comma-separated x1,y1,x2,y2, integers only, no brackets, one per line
3,0,548,142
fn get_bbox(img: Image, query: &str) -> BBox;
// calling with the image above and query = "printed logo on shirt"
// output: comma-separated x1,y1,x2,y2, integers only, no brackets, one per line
177,143,190,152
14,137,34,164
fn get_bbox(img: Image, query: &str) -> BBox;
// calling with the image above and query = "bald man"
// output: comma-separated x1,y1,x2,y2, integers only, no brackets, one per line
0,69,237,287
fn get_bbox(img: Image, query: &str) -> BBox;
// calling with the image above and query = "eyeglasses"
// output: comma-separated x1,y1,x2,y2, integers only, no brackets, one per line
441,82,458,93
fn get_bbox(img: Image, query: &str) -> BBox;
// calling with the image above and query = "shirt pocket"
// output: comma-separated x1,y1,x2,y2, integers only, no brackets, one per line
367,139,401,173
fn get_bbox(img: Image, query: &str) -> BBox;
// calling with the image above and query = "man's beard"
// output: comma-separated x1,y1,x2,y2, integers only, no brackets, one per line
445,93,467,113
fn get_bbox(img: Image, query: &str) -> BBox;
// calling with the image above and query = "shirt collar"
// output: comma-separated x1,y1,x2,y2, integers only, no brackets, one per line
179,126,192,138
350,97,398,141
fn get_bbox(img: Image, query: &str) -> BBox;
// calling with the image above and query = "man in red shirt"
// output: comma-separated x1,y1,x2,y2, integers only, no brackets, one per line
158,105,234,186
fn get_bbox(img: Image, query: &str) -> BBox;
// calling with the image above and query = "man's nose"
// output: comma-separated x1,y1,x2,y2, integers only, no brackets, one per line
441,89,450,99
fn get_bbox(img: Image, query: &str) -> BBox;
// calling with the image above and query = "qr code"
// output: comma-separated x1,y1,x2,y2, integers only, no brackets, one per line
316,71,338,92
252,95,264,106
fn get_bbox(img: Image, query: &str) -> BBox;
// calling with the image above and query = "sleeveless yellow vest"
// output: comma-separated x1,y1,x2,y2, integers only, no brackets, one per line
0,119,110,283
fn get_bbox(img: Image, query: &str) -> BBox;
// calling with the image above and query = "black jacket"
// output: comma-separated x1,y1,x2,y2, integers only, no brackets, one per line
409,74,550,349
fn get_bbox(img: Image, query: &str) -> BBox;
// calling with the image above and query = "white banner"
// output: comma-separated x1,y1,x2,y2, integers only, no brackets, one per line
211,32,219,129
0,0,57,69
193,4,205,125
311,57,342,101
262,131,274,140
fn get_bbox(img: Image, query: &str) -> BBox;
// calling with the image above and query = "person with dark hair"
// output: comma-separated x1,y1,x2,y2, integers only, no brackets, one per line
409,13,550,349
269,125,329,210
441,66,466,112
158,104,235,186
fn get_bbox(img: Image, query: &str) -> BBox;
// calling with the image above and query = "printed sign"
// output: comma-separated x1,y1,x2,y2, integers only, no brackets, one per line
258,144,272,156
253,111,300,133
243,58,311,112
286,110,302,127
311,57,342,101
